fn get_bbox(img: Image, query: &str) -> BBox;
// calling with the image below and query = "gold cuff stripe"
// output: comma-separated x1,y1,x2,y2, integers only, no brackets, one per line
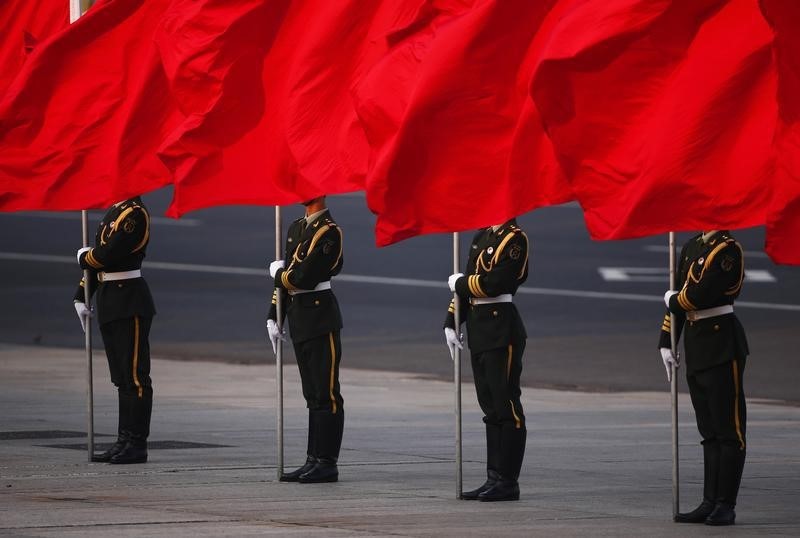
281,271,297,291
328,333,337,415
467,276,477,296
732,359,745,450
472,275,487,298
133,316,143,398
86,249,103,269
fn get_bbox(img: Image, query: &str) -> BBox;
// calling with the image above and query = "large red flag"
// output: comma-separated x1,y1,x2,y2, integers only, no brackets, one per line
761,0,800,265
0,0,180,211
0,0,68,98
356,0,572,246
531,0,776,241
157,0,441,217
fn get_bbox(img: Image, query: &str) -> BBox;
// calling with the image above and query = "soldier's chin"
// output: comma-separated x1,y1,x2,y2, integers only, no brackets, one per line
301,200,314,206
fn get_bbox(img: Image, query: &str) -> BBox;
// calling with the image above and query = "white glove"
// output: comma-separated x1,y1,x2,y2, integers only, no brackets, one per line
73,301,92,333
76,246,91,263
448,273,464,292
444,327,463,360
269,260,285,279
266,319,286,355
664,290,678,307
660,347,679,383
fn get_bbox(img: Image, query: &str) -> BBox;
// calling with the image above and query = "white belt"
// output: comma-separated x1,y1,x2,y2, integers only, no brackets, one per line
98,270,141,282
288,281,331,295
470,294,512,305
686,304,734,321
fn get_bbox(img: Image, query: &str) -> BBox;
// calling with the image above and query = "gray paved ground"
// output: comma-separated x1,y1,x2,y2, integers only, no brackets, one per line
1,344,799,537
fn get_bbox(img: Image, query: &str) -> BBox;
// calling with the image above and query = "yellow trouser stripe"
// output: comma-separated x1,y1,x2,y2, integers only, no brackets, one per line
133,316,142,398
328,333,337,414
732,360,745,450
506,345,521,429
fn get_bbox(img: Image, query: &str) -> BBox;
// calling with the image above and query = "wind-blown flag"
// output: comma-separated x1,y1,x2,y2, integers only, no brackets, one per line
157,0,447,217
531,0,777,242
761,0,800,265
356,0,572,246
0,0,68,98
0,0,181,211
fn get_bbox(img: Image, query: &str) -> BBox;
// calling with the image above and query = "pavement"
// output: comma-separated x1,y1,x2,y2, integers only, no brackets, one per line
1,344,799,537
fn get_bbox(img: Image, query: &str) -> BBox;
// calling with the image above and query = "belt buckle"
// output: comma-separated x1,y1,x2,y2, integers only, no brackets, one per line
97,272,104,283
686,311,697,322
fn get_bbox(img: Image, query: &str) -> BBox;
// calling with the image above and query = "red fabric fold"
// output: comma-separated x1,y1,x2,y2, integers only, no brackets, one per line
157,0,435,217
0,0,68,99
356,0,572,246
531,0,776,241
0,0,180,211
761,0,800,265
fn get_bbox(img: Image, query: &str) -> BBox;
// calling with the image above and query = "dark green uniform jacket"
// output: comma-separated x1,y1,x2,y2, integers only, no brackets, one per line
445,220,528,353
75,198,156,325
269,209,343,343
659,231,748,374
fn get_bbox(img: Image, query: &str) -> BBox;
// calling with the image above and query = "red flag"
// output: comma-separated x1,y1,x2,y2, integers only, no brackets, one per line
761,0,800,265
531,0,776,240
0,0,68,98
157,0,436,217
356,0,572,246
0,0,181,211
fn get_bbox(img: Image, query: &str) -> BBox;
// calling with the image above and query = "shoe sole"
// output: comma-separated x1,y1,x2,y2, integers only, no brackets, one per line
279,476,301,482
479,495,519,502
109,457,147,465
298,476,338,483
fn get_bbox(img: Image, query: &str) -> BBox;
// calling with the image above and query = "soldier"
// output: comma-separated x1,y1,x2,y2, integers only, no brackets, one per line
660,230,748,526
444,218,529,501
268,196,345,483
74,196,155,464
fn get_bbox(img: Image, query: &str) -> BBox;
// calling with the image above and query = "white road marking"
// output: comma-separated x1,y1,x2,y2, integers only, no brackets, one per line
2,252,798,312
0,212,201,227
598,267,776,283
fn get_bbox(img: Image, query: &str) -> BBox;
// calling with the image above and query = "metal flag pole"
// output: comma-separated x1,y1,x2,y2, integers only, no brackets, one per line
669,232,679,517
275,206,284,478
453,232,462,499
70,0,94,463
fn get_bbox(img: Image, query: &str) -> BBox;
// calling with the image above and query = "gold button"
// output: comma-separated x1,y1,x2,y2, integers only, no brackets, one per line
314,300,320,306
493,311,498,317
714,324,720,331
118,284,123,288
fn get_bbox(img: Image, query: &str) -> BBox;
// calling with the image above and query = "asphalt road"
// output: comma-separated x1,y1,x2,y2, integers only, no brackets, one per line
1,188,799,402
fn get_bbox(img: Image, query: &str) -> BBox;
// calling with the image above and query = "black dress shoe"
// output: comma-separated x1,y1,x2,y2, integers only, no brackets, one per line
478,478,519,502
705,503,736,526
674,500,715,523
280,457,317,482
109,442,148,464
298,462,338,483
91,440,127,463
461,471,499,500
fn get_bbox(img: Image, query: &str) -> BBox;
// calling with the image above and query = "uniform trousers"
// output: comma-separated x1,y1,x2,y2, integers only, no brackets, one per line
470,338,526,480
687,358,747,505
99,315,153,444
293,331,344,462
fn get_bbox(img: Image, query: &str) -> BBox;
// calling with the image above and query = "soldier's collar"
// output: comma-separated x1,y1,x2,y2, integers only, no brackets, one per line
701,230,721,244
304,208,328,227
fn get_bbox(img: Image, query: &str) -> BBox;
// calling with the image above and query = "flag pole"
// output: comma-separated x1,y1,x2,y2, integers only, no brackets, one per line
453,232,462,499
669,232,679,517
275,206,284,478
70,0,94,463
